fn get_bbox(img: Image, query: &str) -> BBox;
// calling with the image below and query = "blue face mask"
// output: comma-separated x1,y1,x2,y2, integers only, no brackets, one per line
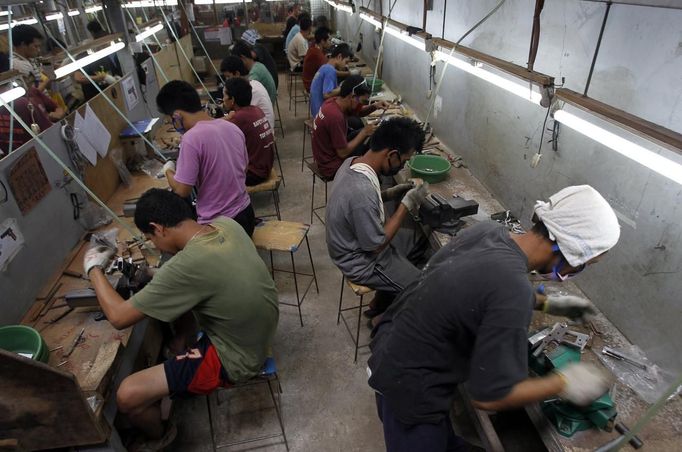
539,244,585,281
172,114,186,134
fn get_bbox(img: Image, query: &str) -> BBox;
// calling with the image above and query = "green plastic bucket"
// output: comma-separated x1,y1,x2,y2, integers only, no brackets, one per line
365,77,384,94
0,325,49,363
407,154,451,183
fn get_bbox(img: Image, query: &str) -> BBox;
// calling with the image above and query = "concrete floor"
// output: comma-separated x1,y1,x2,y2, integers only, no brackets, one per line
167,77,389,452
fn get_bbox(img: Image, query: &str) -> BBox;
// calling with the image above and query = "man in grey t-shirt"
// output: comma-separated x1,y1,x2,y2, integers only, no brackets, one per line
325,118,429,319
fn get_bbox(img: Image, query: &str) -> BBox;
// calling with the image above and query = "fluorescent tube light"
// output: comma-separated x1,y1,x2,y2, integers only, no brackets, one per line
0,11,8,17
54,41,126,78
45,12,64,21
68,10,81,16
554,109,682,185
84,5,103,13
385,25,426,51
434,50,543,105
0,86,27,104
122,0,178,8
194,0,250,4
360,12,382,29
0,18,39,30
135,22,164,42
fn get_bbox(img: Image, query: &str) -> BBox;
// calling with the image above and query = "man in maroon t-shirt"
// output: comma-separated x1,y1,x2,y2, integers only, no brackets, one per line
302,26,331,92
0,87,60,154
311,75,390,179
223,77,275,186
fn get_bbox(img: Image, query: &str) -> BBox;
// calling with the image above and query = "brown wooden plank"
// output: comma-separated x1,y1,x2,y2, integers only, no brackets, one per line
0,349,109,450
555,88,682,155
432,38,554,87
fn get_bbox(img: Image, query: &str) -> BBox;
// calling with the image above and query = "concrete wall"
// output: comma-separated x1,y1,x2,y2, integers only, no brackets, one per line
0,49,150,325
335,0,682,371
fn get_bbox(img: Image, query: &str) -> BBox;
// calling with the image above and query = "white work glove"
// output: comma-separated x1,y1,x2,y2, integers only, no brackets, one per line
381,183,413,201
349,68,361,76
401,182,429,214
544,295,596,321
556,362,611,406
162,160,176,175
103,74,117,85
83,245,115,276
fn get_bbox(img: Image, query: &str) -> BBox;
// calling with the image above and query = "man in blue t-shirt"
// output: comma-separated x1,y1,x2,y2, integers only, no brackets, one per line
309,43,354,117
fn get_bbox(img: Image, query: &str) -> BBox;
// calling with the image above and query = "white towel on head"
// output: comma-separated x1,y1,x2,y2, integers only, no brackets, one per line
533,185,620,267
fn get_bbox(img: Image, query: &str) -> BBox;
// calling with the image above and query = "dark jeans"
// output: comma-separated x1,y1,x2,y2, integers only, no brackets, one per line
375,393,468,452
233,203,256,237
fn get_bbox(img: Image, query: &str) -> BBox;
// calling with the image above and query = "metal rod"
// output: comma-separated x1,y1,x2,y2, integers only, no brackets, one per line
178,0,224,85
584,1,611,96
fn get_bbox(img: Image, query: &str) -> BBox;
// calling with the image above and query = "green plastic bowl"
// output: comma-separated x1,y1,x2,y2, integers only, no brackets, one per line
365,77,384,94
0,325,49,363
407,154,451,183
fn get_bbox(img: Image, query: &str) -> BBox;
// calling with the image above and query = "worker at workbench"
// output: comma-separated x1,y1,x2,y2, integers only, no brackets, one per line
231,40,278,104
326,117,429,323
221,55,275,130
74,21,123,102
237,29,279,91
83,188,279,449
302,26,331,92
287,13,312,71
223,77,275,186
309,43,353,118
368,185,620,452
157,80,256,236
311,75,390,179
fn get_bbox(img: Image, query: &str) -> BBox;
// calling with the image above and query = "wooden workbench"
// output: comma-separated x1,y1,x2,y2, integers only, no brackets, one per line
7,173,169,450
377,77,682,451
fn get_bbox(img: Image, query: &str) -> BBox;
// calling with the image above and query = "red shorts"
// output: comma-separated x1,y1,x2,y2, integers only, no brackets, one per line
163,333,232,398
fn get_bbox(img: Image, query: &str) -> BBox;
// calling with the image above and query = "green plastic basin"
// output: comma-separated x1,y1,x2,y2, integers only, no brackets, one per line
407,154,451,183
365,77,384,94
0,325,49,363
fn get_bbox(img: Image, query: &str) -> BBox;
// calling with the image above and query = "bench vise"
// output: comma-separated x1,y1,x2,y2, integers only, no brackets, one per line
418,193,479,233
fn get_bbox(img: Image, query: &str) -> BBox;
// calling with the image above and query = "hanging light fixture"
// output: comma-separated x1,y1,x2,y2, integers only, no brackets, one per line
0,17,39,31
358,6,382,29
194,0,252,4
382,18,431,52
45,12,64,21
68,10,81,16
54,39,126,78
84,5,104,13
122,0,178,8
325,0,354,13
135,21,164,42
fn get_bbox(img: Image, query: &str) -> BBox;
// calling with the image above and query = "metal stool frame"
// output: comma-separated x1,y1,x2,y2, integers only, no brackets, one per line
337,275,374,363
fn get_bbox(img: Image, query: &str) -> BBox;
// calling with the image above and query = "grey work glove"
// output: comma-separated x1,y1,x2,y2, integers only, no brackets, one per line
556,362,611,406
544,295,596,322
381,183,414,201
401,182,429,214
83,245,115,275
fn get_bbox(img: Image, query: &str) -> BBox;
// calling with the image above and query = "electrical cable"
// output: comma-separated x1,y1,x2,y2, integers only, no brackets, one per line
584,1,611,97
423,0,507,128
124,7,170,84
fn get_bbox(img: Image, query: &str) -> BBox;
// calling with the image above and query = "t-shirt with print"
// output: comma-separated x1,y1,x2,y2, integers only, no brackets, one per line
230,105,274,181
249,80,275,130
368,222,534,424
287,32,308,70
303,46,326,92
249,62,277,104
309,63,338,118
174,119,251,224
325,157,390,282
131,217,279,383
311,97,347,179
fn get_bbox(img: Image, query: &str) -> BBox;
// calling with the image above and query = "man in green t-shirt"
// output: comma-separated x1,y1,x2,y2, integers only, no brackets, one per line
232,41,278,104
85,189,279,447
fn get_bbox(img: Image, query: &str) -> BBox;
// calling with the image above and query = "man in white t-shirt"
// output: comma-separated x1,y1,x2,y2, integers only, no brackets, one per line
286,14,312,71
221,56,274,130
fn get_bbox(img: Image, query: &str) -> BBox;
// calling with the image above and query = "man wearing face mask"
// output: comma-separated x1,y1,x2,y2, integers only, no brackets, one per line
367,185,620,452
157,80,255,236
325,117,429,322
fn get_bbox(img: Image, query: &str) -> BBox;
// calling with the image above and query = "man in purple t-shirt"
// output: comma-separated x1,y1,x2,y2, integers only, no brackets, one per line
157,80,255,236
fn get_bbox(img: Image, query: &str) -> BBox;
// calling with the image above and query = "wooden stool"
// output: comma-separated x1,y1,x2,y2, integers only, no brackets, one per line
208,357,289,451
305,160,333,224
252,220,319,327
301,119,313,171
247,169,281,220
337,275,374,362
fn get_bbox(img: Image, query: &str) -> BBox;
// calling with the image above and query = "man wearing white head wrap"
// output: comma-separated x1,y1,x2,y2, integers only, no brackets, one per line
367,185,617,451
